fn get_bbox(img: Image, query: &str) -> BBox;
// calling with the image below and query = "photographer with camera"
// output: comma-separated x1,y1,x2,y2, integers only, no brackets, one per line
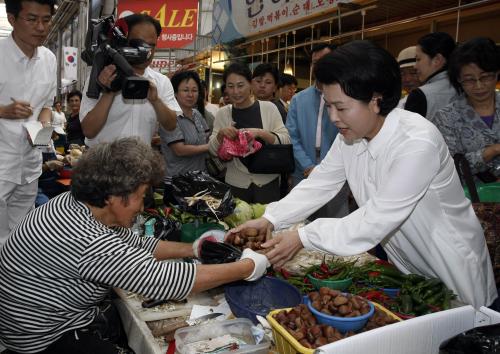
80,14,180,147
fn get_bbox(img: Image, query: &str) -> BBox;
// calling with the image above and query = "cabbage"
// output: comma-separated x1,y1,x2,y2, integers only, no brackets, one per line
251,203,267,219
223,198,253,228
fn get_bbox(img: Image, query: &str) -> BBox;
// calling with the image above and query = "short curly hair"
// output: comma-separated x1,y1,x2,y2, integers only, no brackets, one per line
71,138,165,207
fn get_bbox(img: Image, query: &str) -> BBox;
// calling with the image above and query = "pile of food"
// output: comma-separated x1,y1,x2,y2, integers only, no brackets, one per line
65,145,85,167
309,289,371,318
272,293,398,349
227,227,266,253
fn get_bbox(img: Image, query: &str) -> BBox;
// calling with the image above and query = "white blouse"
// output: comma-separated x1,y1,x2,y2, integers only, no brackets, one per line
264,108,497,308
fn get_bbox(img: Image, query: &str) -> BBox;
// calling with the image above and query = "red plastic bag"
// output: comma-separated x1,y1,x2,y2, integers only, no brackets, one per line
217,130,262,161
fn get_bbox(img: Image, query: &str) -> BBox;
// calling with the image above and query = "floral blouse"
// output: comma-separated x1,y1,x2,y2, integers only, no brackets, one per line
431,92,500,175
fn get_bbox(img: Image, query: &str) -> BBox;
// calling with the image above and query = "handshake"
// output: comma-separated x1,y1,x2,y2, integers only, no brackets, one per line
192,232,271,282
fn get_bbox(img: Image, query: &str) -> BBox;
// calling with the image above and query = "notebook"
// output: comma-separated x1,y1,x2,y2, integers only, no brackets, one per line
23,121,54,146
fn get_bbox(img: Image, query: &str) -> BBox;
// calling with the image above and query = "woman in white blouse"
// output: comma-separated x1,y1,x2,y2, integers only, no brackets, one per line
230,40,496,309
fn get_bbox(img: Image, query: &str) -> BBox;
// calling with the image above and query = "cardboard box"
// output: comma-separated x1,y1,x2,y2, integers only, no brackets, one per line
316,305,500,354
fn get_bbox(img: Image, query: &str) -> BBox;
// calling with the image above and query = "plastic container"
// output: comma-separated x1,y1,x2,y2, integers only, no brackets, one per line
307,274,352,291
266,303,401,354
175,318,270,354
381,287,400,298
180,222,225,243
305,296,375,333
464,182,500,202
224,276,302,325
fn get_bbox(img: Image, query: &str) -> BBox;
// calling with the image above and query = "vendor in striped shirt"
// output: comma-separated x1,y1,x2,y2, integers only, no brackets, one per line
0,137,269,354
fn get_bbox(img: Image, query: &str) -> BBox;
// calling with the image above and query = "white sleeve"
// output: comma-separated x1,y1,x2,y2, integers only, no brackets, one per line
298,139,440,256
264,136,347,228
158,75,181,112
79,75,98,123
44,55,57,108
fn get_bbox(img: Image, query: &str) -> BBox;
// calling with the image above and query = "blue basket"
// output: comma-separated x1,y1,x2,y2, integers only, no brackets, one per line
305,296,374,333
381,287,400,298
224,276,302,325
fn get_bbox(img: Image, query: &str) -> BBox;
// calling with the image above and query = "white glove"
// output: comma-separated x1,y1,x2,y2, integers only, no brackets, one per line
192,234,217,259
240,248,270,281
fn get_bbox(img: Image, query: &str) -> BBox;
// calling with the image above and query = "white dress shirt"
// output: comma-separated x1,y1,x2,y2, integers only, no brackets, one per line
264,108,497,308
80,67,181,147
0,35,57,184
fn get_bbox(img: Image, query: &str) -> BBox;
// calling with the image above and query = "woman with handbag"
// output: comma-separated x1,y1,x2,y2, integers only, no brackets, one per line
208,62,291,204
431,37,500,182
230,41,497,309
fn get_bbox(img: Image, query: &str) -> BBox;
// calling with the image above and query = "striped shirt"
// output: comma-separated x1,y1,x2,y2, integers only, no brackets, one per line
0,192,196,353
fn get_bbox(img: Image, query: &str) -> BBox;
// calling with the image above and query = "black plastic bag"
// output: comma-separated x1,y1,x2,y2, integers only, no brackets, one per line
163,171,235,218
145,214,181,241
200,241,242,264
441,323,500,353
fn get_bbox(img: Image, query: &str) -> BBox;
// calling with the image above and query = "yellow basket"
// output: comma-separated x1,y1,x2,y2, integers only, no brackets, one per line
267,302,401,354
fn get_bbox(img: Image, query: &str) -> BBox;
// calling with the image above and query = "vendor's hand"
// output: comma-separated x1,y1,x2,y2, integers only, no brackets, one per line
192,234,218,258
97,64,117,90
240,248,270,281
261,230,304,268
45,160,64,171
147,80,159,103
217,126,238,143
225,217,274,244
1,98,33,119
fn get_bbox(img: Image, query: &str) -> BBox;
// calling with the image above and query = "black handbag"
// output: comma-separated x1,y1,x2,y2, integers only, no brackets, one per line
241,136,295,174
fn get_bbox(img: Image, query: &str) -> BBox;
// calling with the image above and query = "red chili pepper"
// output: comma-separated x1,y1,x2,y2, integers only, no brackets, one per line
280,268,292,279
360,290,384,298
375,259,395,267
368,271,381,277
320,263,330,274
312,271,328,279
303,277,311,284
163,207,173,216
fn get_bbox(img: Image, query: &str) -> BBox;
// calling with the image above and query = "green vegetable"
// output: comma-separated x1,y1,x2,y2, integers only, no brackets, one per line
400,294,413,314
223,198,253,228
251,203,267,219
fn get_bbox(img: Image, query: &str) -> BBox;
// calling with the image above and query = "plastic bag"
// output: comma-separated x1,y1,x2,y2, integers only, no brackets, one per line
199,240,242,264
217,130,262,161
440,323,500,353
163,171,235,219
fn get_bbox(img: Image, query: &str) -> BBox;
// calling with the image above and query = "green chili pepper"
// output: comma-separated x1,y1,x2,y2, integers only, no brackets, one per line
400,294,413,314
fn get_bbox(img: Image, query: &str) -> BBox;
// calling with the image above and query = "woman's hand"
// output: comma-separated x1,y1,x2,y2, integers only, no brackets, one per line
261,230,304,268
217,126,238,143
225,217,274,244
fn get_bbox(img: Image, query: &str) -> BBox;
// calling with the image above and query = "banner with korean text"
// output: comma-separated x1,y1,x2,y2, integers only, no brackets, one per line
212,0,353,44
117,0,198,49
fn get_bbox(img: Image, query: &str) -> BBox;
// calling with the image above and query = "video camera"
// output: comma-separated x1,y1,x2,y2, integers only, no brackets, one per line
82,16,152,99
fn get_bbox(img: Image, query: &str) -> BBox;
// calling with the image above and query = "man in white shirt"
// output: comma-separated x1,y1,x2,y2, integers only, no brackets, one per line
232,40,497,309
0,0,57,245
80,14,180,147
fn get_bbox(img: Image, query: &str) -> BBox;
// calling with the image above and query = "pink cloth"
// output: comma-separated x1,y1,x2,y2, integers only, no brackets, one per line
217,130,262,161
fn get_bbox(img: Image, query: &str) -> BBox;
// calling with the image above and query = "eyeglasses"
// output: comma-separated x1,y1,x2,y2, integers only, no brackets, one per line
18,15,52,27
459,73,497,87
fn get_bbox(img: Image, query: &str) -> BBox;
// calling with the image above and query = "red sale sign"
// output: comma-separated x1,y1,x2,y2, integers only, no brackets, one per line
117,0,198,49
